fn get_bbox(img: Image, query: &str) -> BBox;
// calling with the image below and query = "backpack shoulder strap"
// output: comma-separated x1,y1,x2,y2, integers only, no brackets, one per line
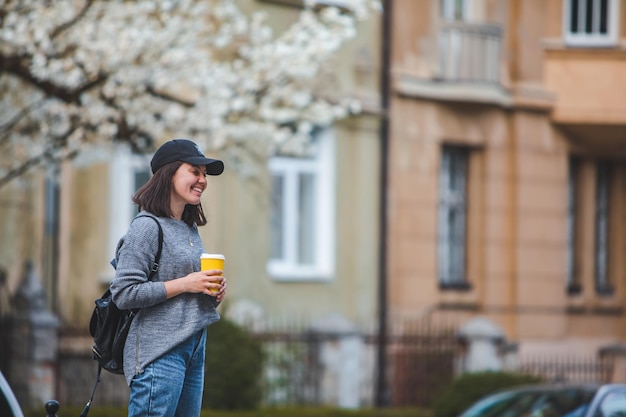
133,215,163,281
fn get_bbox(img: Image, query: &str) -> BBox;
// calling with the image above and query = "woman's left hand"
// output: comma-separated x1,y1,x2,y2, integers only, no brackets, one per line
215,277,227,302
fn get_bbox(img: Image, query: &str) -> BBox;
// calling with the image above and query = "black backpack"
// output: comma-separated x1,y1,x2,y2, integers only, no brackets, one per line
81,215,162,417
89,215,163,374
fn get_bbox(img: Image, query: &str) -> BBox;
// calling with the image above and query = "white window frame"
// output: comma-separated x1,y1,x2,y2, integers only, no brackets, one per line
441,0,473,21
563,0,620,47
267,128,336,281
101,144,152,282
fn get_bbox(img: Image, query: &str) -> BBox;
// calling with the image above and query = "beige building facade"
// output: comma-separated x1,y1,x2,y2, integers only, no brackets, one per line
386,0,626,357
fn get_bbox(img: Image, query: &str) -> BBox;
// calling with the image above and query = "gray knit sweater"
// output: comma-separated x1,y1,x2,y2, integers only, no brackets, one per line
110,211,220,386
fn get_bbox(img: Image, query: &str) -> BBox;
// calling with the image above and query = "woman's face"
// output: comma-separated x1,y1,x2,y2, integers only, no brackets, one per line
171,162,207,208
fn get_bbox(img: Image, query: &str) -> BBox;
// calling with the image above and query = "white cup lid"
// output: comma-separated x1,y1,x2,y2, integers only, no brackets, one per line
201,253,225,260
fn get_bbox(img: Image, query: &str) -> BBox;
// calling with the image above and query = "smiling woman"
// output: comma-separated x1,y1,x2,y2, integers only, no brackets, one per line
109,139,227,417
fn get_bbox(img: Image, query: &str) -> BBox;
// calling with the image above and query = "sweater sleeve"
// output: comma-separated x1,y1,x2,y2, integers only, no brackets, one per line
110,216,168,310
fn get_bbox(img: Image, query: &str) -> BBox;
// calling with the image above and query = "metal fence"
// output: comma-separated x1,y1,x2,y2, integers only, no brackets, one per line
251,322,617,408
252,320,460,408
519,356,614,384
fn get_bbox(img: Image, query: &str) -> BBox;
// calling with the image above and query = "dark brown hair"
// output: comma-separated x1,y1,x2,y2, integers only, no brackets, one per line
133,161,207,227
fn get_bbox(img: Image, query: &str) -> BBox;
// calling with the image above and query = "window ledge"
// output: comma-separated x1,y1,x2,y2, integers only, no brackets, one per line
439,281,473,292
438,301,479,311
566,305,624,316
395,75,511,107
563,36,620,48
268,264,333,282
595,285,615,297
566,283,582,296
544,37,626,51
591,305,623,316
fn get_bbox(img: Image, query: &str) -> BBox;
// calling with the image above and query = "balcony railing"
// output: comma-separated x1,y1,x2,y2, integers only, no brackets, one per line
438,21,502,84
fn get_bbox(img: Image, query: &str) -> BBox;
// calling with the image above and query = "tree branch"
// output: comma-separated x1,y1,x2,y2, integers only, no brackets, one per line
0,100,45,142
145,85,195,108
0,53,109,104
50,0,96,39
0,145,79,189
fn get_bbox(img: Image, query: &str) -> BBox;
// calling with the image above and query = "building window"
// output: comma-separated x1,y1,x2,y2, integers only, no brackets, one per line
441,0,471,21
566,158,581,294
438,145,469,289
104,144,151,281
563,0,620,46
595,161,612,294
268,128,335,281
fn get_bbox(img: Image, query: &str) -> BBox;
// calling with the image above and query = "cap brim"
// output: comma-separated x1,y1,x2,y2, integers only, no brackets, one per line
183,156,224,176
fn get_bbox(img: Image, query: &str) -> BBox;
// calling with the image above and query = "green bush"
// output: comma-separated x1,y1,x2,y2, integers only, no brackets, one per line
432,371,543,417
203,318,265,410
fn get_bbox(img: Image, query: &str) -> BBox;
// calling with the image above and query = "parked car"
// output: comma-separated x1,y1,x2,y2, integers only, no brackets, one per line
0,371,24,417
458,383,626,417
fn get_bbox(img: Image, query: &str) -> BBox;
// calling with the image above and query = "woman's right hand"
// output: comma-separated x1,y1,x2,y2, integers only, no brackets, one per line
164,270,224,299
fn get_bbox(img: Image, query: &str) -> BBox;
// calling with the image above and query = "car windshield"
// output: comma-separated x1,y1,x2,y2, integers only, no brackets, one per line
458,387,598,417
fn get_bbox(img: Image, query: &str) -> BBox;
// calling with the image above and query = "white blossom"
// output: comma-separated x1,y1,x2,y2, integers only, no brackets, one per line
0,0,380,186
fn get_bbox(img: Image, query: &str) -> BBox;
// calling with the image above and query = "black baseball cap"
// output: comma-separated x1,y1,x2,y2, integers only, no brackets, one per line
150,139,224,175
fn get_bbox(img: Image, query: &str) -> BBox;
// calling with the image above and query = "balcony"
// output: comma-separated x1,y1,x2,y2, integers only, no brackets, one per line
437,21,502,84
544,46,626,151
394,21,506,106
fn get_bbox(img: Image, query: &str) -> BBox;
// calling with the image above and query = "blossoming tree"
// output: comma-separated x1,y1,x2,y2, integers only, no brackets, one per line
0,0,380,187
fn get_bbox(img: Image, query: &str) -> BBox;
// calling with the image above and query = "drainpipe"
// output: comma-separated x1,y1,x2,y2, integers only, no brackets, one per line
43,164,60,312
375,0,392,408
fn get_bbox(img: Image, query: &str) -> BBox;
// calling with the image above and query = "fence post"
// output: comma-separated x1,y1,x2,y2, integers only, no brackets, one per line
501,342,520,372
599,343,626,383
310,314,363,409
458,316,505,373
9,260,59,409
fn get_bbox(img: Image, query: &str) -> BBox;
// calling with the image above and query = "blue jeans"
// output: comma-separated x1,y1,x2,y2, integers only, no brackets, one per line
128,328,206,417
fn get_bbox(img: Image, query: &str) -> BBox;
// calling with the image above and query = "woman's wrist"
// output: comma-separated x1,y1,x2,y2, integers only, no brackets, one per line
164,278,187,299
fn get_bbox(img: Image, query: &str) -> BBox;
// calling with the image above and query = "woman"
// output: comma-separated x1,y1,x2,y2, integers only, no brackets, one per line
110,139,227,417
